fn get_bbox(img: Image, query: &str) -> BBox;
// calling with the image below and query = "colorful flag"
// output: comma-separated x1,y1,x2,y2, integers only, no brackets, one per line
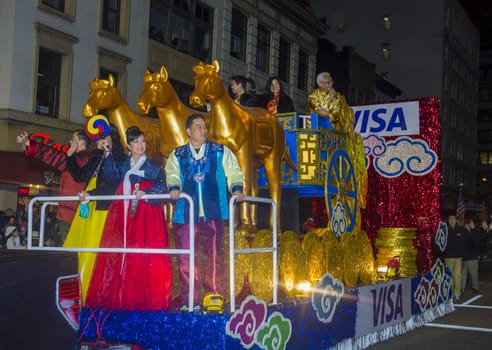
456,187,465,218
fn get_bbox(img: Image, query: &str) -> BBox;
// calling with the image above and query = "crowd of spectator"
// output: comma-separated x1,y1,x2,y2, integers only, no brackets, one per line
0,207,59,249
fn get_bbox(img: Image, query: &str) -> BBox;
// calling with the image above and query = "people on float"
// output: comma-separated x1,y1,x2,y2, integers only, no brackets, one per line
444,214,466,302
85,126,172,311
64,125,126,304
5,226,26,250
256,76,295,114
307,72,354,134
165,114,244,307
17,130,92,244
461,219,481,294
229,75,256,107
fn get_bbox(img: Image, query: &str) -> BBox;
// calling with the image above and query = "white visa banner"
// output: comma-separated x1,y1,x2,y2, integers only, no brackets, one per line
355,278,412,337
353,101,420,137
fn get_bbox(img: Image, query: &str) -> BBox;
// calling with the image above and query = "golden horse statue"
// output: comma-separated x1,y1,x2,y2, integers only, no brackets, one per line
190,60,295,231
136,66,210,163
82,74,162,163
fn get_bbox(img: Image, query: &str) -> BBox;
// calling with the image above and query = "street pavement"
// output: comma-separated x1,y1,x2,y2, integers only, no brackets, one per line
367,259,492,349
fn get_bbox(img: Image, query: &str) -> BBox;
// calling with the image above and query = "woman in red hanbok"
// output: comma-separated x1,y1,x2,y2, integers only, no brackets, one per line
85,126,171,311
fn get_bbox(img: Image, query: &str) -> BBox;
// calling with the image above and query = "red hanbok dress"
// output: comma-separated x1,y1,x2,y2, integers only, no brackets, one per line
85,156,171,311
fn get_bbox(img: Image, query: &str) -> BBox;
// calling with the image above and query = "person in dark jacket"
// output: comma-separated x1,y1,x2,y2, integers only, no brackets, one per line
461,219,481,294
444,214,466,301
256,76,295,114
478,219,490,261
229,75,256,107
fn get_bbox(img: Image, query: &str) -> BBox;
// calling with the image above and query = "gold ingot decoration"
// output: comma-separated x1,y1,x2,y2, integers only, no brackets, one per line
190,60,296,232
249,229,274,302
375,227,418,277
322,229,344,282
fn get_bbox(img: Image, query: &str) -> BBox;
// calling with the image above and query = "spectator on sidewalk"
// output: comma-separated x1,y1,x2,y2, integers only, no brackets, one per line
461,219,481,294
478,219,491,261
444,214,466,302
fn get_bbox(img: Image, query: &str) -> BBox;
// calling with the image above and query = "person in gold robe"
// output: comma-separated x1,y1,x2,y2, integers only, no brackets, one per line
307,72,354,134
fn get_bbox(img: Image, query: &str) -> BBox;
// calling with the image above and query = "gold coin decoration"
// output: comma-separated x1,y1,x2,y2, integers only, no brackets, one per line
302,231,325,284
339,230,375,287
249,229,274,302
279,238,307,296
233,230,252,296
322,229,344,282
341,233,360,287
375,228,418,277
356,230,375,285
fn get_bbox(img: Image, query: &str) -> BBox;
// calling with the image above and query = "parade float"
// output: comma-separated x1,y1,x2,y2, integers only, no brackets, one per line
27,61,454,349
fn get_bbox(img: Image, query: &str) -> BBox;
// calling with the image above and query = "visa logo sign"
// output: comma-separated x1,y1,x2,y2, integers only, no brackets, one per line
353,101,420,137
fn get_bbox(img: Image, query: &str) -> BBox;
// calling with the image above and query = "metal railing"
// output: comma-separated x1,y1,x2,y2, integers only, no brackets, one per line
27,193,195,311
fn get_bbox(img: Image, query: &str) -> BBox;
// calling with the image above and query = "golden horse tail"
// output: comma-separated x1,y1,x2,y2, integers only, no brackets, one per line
283,149,297,170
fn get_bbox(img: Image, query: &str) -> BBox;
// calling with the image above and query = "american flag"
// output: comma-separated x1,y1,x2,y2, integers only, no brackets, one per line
456,187,465,218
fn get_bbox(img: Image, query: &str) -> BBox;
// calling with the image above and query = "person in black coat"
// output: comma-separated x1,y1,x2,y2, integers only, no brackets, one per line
256,76,295,114
229,75,256,107
461,219,481,293
67,125,126,210
444,214,466,301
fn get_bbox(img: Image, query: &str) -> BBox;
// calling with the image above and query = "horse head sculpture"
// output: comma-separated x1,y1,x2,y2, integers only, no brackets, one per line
83,74,162,163
136,66,210,162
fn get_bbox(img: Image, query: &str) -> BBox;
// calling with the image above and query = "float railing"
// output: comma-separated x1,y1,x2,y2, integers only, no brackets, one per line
228,195,277,312
27,193,196,312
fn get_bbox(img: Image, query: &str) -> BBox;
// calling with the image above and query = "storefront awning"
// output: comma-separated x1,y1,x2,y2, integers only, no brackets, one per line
0,151,61,187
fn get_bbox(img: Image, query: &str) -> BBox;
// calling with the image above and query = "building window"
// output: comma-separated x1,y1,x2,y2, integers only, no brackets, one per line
278,37,291,83
36,48,61,117
381,43,390,60
193,2,213,60
336,24,345,33
478,110,492,122
256,24,270,72
100,68,118,84
100,0,129,41
478,129,492,142
479,152,492,165
34,23,77,119
230,8,247,61
297,48,309,90
383,14,391,30
38,0,75,20
149,0,213,61
98,47,131,95
102,0,120,34
41,0,64,11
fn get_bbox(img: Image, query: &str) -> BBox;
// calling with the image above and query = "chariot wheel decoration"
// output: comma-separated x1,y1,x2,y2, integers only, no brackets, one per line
325,149,358,236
